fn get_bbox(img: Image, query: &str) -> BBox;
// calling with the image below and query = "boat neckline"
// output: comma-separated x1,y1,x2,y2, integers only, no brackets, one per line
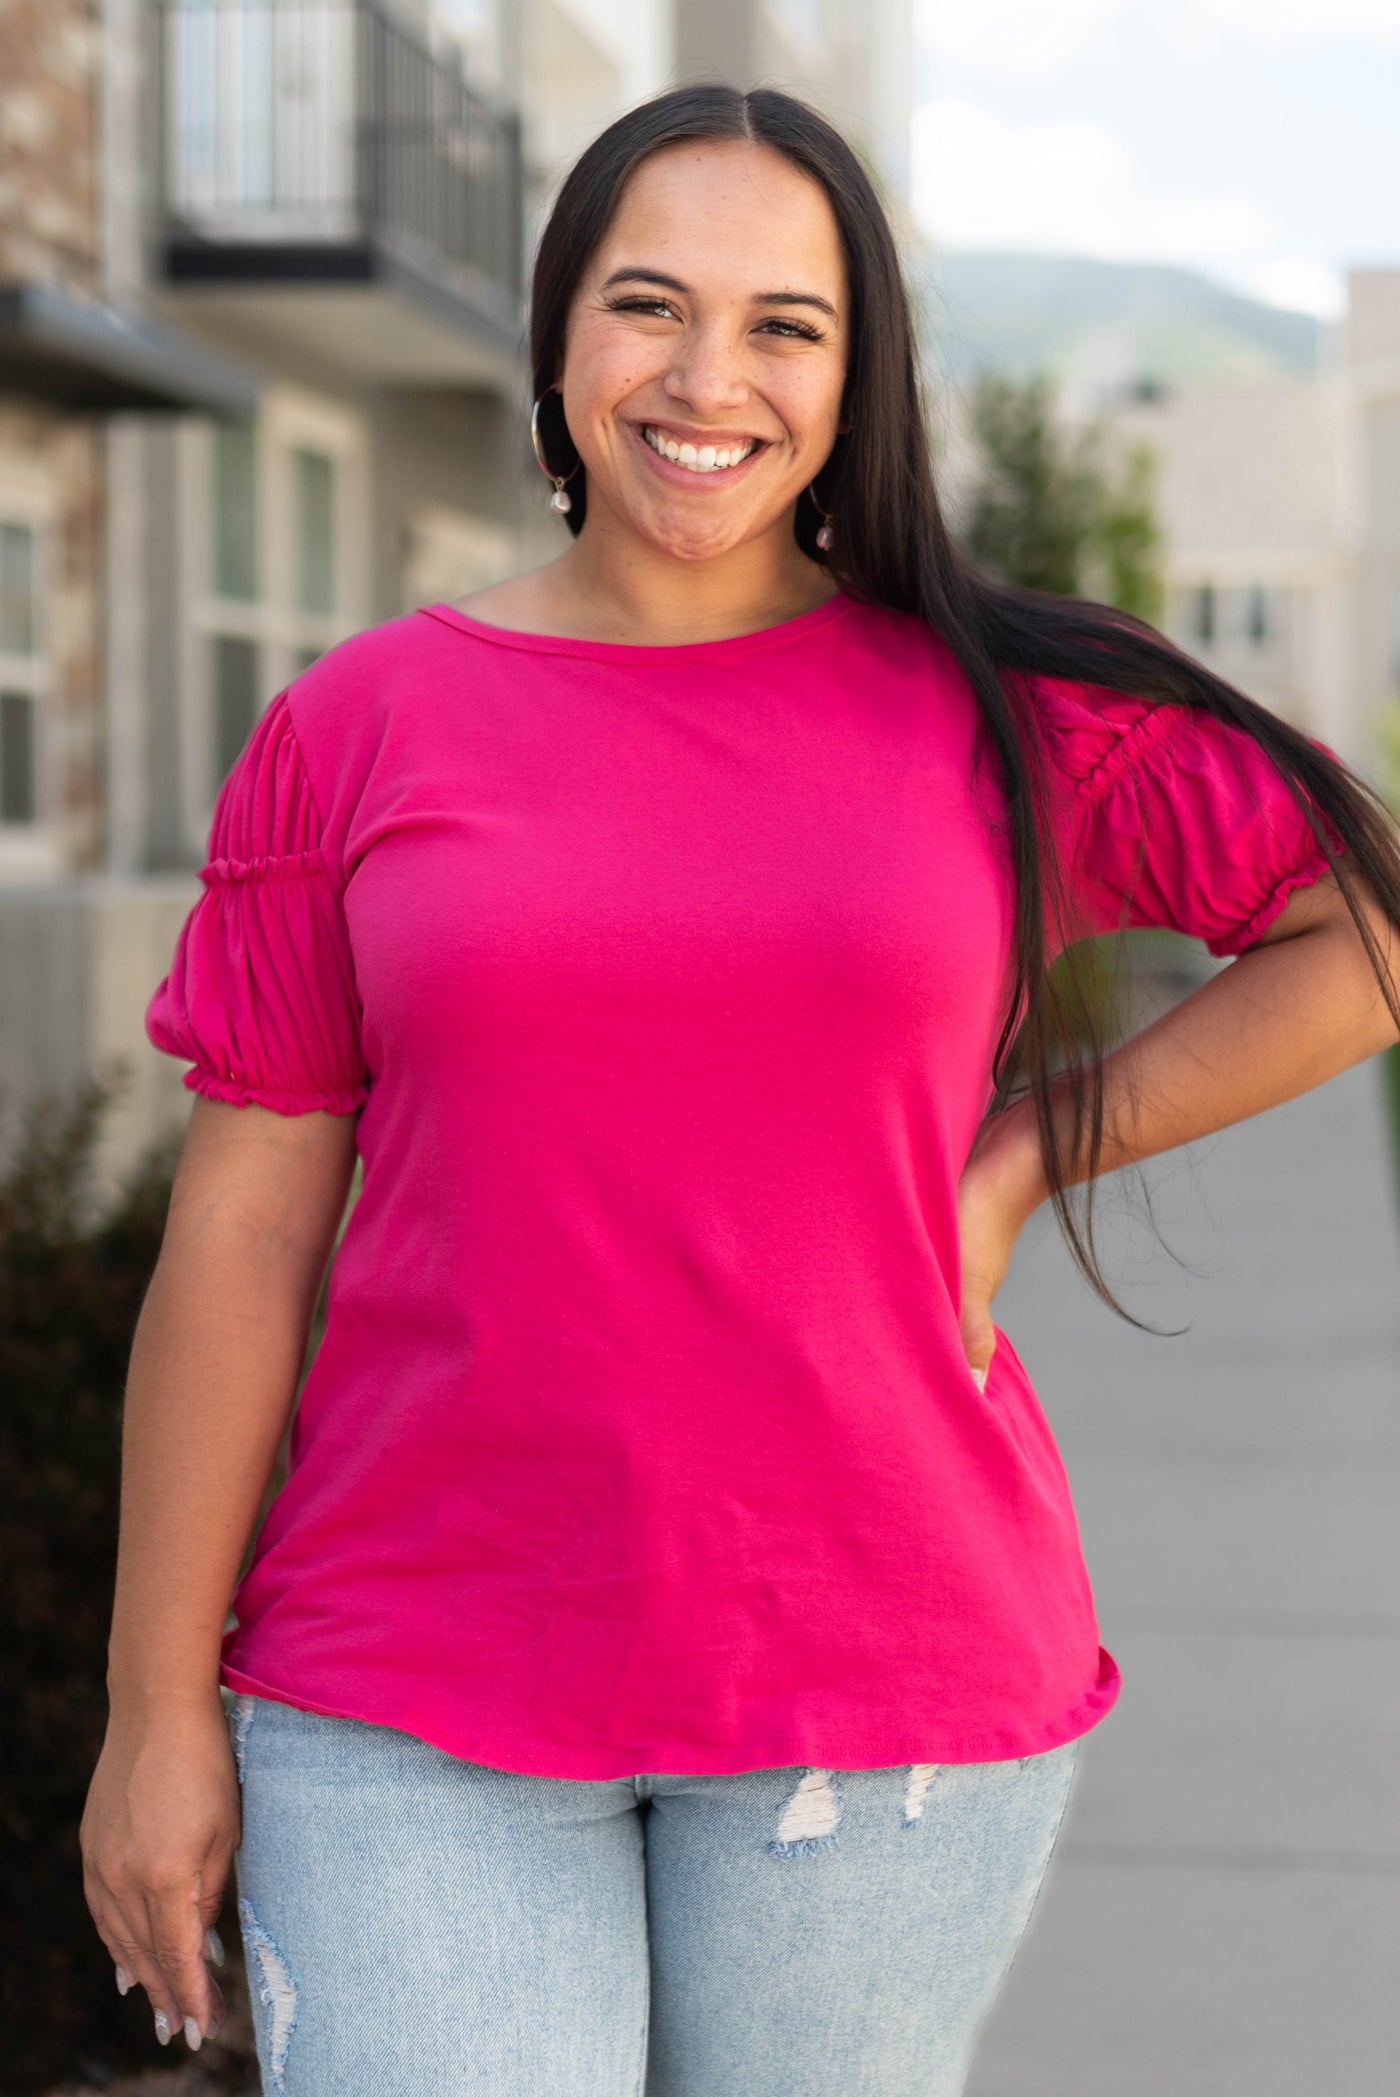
418,590,860,663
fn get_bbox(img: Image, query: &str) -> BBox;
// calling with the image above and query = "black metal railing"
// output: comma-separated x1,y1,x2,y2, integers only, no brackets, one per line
155,0,523,312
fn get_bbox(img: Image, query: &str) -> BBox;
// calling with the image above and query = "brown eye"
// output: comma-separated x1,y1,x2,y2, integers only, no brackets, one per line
605,297,677,320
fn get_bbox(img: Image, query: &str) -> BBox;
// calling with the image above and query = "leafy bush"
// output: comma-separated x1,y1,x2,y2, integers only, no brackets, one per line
0,1070,256,2095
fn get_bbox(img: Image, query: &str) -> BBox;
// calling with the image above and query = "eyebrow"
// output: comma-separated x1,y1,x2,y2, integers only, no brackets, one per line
598,267,839,321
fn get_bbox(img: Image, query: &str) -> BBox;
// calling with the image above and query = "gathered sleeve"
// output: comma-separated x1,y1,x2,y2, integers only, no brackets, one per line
1032,677,1342,959
145,690,370,1115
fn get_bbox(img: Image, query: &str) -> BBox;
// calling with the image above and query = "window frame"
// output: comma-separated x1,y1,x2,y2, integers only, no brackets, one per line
0,462,58,880
179,384,368,855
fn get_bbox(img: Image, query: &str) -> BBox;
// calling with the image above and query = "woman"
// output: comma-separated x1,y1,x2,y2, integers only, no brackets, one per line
81,84,1400,2097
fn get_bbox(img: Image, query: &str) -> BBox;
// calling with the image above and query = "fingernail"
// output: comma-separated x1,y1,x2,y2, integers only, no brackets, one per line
205,1926,226,1968
184,2015,203,2051
154,2009,173,2045
971,1366,986,1391
114,1964,131,1995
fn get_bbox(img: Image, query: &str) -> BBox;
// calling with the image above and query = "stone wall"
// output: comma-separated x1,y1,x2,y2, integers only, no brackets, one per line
0,0,101,294
0,0,108,874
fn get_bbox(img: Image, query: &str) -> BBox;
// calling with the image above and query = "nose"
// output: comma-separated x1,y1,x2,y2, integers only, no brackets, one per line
660,323,749,419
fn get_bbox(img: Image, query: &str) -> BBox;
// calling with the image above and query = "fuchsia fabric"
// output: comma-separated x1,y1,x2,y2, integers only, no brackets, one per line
146,593,1336,1777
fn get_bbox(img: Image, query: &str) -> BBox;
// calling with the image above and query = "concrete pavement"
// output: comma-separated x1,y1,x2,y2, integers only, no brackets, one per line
965,1054,1400,2097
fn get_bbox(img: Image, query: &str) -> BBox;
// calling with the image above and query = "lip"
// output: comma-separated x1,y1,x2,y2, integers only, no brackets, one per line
627,419,769,488
639,417,767,447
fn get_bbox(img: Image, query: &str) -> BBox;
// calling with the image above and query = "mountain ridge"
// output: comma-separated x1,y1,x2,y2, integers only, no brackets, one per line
911,251,1323,396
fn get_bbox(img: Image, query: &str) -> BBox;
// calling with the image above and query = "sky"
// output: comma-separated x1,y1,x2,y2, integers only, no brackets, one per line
911,0,1400,316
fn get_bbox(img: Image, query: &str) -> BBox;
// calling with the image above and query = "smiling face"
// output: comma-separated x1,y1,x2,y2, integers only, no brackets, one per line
554,139,850,567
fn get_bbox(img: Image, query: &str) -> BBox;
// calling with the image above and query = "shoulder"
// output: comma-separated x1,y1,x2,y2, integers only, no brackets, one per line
845,596,959,666
245,608,450,872
280,609,440,756
833,599,987,714
278,606,467,811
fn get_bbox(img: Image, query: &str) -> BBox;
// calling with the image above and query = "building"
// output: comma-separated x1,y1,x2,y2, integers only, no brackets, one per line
0,0,913,1187
1107,269,1400,777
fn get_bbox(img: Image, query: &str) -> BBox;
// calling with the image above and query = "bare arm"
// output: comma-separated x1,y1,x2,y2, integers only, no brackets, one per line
958,872,1400,1376
81,1095,358,2050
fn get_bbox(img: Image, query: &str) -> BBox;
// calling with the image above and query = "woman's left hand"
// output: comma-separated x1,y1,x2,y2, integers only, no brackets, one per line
955,1102,1047,1389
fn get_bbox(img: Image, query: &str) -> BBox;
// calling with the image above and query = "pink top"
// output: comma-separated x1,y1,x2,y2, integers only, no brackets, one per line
146,593,1335,1778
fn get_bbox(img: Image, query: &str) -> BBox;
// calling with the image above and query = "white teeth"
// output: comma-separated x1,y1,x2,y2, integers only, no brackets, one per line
643,427,755,472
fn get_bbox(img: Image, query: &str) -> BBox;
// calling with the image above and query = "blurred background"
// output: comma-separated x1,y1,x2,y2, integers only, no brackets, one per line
0,3,1396,2094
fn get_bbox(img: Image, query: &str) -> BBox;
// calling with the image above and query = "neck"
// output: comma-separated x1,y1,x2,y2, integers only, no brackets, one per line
549,509,839,646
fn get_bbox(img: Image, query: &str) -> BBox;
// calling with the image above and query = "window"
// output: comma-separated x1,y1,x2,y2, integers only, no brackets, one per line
1,691,35,823
210,422,258,601
294,447,336,615
183,390,365,846
212,635,260,794
168,0,357,237
1246,585,1270,646
0,519,41,828
206,422,262,802
1192,586,1216,645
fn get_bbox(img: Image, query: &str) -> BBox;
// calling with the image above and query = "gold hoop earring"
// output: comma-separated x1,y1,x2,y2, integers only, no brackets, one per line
531,393,582,515
806,482,835,552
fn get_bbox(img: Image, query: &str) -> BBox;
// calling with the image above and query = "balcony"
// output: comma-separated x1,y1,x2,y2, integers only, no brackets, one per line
151,0,525,388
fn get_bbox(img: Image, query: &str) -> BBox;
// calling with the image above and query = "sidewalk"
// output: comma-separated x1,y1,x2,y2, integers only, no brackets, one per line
967,1055,1400,2096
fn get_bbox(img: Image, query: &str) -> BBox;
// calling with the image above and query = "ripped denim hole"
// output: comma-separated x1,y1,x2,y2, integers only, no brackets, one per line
902,1762,941,1826
768,1768,842,1858
239,1897,299,2094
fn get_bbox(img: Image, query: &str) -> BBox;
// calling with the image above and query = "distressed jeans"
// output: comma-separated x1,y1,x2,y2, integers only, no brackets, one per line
227,1691,1080,2097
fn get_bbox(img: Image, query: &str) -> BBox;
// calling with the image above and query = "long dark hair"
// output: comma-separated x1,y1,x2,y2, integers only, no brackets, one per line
528,82,1400,1316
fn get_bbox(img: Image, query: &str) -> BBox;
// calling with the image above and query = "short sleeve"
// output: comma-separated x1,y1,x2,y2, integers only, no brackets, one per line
145,690,370,1114
1033,678,1342,959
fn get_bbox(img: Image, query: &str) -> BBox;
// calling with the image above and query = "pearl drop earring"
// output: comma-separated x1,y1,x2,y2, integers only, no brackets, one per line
531,393,581,516
807,482,835,552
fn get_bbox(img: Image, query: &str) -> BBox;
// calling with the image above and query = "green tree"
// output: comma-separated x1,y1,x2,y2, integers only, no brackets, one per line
962,373,1095,596
1091,439,1165,625
960,371,1165,622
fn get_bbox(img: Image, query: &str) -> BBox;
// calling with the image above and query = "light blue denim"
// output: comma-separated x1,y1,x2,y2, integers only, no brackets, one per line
227,1692,1080,2097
